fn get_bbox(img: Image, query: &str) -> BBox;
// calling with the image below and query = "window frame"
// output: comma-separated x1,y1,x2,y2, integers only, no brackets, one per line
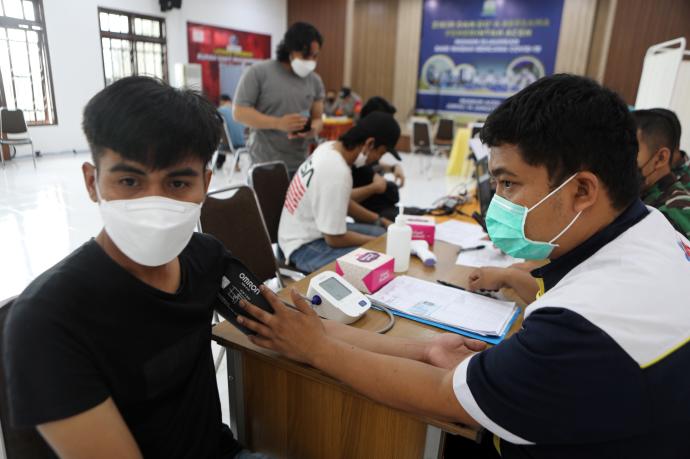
97,7,168,86
0,0,58,126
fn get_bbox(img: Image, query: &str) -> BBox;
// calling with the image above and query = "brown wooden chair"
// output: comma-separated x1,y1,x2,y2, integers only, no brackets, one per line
247,161,290,245
0,109,36,169
0,297,56,458
247,161,306,279
199,186,286,371
199,185,282,288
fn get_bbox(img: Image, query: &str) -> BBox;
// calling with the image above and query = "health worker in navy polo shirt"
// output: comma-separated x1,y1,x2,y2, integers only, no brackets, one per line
237,74,690,459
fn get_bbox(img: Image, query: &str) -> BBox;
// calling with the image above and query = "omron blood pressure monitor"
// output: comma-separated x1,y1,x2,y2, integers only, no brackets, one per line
307,271,371,324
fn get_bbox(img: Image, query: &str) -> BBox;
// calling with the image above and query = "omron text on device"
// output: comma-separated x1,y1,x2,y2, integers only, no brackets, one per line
213,257,274,335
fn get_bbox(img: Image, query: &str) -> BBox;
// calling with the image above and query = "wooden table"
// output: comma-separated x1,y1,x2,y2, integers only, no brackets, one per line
212,213,524,459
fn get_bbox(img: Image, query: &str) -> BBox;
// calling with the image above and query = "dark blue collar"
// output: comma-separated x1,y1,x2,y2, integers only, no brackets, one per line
531,199,649,292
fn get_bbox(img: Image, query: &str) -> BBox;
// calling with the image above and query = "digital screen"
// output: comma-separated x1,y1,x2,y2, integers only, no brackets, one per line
320,277,352,301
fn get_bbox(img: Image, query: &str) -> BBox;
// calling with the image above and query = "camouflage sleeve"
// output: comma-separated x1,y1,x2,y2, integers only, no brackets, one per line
658,194,690,238
675,164,690,192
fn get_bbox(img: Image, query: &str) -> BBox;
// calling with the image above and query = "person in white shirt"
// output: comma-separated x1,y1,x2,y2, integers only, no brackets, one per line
278,112,401,273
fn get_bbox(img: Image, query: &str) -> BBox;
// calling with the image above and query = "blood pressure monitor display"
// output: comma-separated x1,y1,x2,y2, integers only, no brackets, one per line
319,277,352,301
308,271,371,324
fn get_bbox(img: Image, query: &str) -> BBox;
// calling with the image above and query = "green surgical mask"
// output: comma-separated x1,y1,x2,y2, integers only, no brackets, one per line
485,174,582,260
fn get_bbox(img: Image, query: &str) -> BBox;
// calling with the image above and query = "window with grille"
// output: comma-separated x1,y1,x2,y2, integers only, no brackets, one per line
98,8,167,86
0,0,56,125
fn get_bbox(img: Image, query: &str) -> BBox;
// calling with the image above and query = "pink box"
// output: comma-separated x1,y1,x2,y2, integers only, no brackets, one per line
400,215,436,246
335,249,395,294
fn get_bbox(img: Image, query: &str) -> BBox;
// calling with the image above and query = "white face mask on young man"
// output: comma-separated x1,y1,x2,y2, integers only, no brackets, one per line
95,172,202,267
291,58,316,78
353,151,368,168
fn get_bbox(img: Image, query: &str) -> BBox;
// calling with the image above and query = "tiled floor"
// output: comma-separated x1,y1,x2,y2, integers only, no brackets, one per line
0,149,467,427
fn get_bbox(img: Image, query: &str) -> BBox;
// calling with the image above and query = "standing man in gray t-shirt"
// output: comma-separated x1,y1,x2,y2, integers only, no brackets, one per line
233,22,325,175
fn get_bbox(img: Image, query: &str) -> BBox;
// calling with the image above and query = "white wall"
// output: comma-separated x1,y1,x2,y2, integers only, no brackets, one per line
29,0,287,154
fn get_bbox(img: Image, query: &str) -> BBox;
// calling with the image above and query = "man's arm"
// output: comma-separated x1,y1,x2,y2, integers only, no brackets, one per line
351,185,377,203
467,267,539,304
323,319,486,369
233,104,306,133
38,398,143,459
311,336,478,424
310,99,324,137
373,163,405,187
324,231,375,248
237,288,480,426
348,199,390,226
232,68,305,132
351,174,388,202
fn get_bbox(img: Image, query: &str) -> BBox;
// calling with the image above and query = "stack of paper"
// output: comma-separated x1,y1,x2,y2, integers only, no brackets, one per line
369,276,518,337
435,220,487,248
456,246,523,268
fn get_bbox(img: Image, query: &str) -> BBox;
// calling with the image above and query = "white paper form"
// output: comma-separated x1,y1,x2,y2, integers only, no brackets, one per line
435,220,487,248
369,276,517,336
456,247,523,268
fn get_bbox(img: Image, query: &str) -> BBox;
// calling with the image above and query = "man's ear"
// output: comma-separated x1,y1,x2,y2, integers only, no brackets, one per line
203,168,212,194
655,147,671,168
572,171,599,214
82,162,98,203
364,137,376,152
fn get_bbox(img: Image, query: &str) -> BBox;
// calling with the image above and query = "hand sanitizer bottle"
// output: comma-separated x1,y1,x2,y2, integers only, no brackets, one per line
386,207,412,272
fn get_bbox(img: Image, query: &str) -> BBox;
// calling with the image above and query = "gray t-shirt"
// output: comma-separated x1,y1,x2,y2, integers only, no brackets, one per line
234,60,325,172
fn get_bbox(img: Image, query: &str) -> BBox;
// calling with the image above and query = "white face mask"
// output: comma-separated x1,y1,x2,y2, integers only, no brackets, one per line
291,58,316,78
354,151,367,168
95,173,202,267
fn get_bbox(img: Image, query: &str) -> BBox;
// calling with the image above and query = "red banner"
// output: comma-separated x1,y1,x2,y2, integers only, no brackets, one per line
187,22,271,103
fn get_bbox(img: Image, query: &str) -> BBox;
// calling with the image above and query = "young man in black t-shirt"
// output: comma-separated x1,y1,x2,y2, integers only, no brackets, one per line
2,77,268,459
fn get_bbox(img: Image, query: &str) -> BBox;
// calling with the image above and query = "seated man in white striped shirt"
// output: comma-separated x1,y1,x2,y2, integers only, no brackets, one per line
278,112,400,272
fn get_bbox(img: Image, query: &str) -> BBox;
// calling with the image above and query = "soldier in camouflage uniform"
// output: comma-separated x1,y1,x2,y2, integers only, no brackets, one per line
633,109,690,238
644,108,690,193
641,174,690,238
672,149,690,191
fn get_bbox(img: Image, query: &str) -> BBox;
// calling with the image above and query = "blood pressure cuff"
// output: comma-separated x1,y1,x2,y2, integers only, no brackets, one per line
213,256,274,335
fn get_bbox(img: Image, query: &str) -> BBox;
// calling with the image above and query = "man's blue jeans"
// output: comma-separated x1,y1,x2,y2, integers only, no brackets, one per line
290,223,386,273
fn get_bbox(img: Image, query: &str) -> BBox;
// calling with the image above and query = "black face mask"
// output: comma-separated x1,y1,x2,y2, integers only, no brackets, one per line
638,151,661,189
326,97,335,104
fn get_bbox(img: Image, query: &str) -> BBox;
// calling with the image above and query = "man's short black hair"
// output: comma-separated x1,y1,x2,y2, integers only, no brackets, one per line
360,96,396,119
480,74,639,210
339,112,400,153
220,94,232,102
633,108,681,162
276,22,323,63
83,76,221,170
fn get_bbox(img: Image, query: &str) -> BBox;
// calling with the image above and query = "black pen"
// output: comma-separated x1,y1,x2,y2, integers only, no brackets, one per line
458,244,485,254
436,279,496,299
